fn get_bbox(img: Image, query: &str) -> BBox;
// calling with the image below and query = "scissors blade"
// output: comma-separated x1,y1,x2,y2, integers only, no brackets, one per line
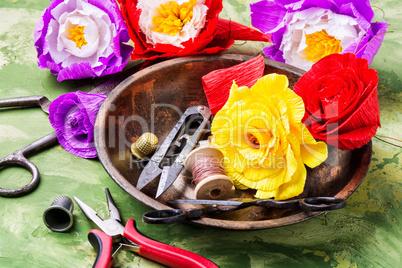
136,161,162,190
155,162,184,198
167,199,243,206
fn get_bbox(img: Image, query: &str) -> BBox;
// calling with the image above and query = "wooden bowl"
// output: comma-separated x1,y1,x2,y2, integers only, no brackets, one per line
95,54,372,230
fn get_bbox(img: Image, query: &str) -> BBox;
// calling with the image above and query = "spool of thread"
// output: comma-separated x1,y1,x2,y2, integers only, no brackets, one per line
185,146,234,200
131,132,158,159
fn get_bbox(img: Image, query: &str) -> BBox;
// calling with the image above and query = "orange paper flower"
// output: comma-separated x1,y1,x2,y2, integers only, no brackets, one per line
211,74,328,200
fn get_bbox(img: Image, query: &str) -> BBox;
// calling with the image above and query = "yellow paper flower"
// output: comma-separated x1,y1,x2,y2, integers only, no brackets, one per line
211,74,328,200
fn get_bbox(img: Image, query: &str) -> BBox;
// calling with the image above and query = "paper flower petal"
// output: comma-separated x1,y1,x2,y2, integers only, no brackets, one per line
202,55,265,114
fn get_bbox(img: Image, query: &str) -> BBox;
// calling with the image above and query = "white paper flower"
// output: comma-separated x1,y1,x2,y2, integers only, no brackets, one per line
35,0,132,81
47,0,114,68
251,0,388,71
280,7,362,70
137,0,208,48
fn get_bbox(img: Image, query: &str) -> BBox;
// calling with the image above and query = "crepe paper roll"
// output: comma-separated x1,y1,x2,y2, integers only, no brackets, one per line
201,54,265,114
185,146,235,200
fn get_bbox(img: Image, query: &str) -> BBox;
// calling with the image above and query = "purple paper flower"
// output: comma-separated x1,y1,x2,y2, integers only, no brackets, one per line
250,0,388,70
34,0,133,81
49,91,106,158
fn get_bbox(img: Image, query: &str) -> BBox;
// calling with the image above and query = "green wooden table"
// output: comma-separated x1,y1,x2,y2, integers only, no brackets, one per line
0,0,400,267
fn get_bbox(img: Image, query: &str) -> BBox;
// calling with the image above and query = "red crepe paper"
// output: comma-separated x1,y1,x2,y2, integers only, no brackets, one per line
202,54,265,114
215,18,271,43
117,0,270,61
293,53,380,150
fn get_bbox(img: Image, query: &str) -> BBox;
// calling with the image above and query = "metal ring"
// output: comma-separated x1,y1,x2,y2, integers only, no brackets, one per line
300,197,346,212
142,209,187,224
0,157,40,197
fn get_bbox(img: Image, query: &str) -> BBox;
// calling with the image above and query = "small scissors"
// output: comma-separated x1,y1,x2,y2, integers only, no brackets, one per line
142,197,346,224
136,106,211,198
74,188,218,268
0,64,141,197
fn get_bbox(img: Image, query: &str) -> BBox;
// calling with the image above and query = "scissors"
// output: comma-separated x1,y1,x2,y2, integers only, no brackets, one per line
142,197,346,224
0,96,57,197
0,64,141,197
74,188,218,268
136,105,211,198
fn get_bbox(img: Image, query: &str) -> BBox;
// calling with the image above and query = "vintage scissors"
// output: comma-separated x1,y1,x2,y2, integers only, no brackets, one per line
0,96,57,197
0,64,141,197
142,197,346,224
136,105,211,198
74,188,218,268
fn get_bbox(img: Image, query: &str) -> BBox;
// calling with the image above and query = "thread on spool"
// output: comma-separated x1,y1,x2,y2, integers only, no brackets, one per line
185,147,234,200
192,156,225,186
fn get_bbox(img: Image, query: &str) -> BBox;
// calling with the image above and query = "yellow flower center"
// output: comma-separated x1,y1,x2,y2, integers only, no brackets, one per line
305,29,342,62
152,0,196,36
67,25,88,49
247,133,260,149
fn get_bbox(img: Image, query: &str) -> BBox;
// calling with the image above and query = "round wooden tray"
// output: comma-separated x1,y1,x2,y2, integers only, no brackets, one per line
94,54,372,230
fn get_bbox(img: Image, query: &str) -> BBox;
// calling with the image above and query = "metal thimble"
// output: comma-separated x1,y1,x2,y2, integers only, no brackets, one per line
43,195,74,232
131,132,158,159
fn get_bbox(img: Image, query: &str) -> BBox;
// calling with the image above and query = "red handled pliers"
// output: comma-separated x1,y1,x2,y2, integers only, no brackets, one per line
73,188,218,268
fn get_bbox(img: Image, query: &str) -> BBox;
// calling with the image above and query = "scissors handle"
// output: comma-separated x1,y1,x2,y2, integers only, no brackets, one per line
300,197,346,212
124,219,218,268
142,208,206,224
0,132,58,197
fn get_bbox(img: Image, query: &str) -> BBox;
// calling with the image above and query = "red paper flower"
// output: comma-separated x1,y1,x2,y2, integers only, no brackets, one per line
293,53,380,150
117,0,270,60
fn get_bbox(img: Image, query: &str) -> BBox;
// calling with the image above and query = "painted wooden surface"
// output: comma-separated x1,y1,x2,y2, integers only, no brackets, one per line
0,0,400,267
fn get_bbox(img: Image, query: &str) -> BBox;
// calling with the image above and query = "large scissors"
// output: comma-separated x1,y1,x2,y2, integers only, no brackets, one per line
0,64,141,197
74,188,218,268
142,197,346,224
0,96,56,197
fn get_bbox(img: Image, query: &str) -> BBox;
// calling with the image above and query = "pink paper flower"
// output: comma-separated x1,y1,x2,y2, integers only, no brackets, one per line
34,0,133,81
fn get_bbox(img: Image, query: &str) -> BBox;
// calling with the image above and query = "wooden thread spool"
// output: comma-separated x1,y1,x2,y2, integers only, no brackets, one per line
185,146,235,200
